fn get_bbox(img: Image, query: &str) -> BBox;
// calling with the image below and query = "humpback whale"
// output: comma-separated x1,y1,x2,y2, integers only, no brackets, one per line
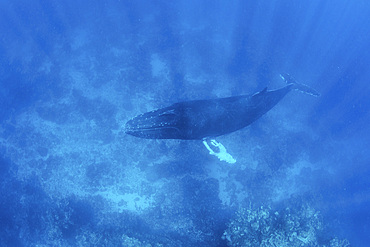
125,73,319,140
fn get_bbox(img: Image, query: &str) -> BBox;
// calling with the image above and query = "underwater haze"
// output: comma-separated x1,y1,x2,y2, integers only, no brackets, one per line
1,0,370,246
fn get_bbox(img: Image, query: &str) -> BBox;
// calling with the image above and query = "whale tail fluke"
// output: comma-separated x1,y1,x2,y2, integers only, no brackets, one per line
280,73,320,97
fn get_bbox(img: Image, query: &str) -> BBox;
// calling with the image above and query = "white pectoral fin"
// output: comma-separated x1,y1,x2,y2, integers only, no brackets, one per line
202,139,236,164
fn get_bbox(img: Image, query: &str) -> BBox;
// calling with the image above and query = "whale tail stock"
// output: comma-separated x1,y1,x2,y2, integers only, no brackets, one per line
280,73,320,97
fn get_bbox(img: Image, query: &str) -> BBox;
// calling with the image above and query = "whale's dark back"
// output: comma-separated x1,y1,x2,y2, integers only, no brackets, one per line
125,85,292,140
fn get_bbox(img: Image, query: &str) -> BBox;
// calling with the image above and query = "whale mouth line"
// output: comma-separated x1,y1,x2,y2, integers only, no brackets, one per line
125,126,180,133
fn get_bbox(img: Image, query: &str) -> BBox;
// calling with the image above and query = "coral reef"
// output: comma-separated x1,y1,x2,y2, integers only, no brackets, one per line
223,203,350,247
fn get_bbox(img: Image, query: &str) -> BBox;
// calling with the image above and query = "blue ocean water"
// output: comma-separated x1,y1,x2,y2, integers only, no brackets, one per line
1,0,369,246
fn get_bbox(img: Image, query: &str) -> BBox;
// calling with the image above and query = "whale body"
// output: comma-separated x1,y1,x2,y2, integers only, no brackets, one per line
125,74,319,140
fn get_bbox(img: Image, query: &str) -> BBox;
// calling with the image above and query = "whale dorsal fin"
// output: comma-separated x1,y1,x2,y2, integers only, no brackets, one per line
253,87,268,96
252,87,268,97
